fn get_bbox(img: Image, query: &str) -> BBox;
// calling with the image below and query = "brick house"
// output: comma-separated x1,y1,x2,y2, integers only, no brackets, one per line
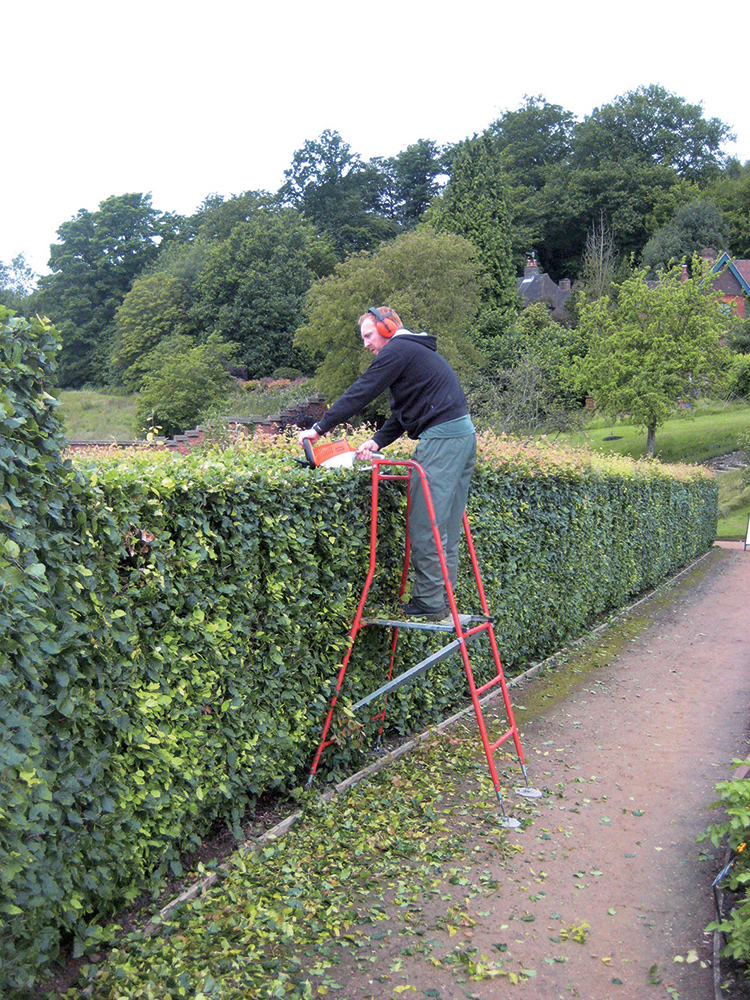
710,251,750,319
680,249,750,319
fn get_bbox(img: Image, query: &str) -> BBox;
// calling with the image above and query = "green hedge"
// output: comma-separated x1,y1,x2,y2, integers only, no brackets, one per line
701,761,750,974
1,309,718,994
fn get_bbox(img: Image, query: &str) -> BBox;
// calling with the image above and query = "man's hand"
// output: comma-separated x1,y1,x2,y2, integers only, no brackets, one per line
298,427,320,446
355,438,379,460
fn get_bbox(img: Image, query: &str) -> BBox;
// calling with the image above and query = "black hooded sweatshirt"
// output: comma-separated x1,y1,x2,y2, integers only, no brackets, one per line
315,331,469,449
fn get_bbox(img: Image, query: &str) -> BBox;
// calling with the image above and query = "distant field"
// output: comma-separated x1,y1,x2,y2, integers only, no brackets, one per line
556,403,750,539
558,401,750,466
55,381,314,441
56,390,139,441
715,466,750,540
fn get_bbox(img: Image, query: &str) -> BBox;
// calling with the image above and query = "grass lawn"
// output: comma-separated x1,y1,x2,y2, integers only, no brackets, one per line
555,402,750,540
557,400,750,465
56,390,139,441
716,467,750,540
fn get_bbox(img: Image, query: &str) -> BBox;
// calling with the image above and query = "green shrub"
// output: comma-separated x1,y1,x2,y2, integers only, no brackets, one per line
725,353,750,401
701,761,750,975
135,334,238,437
0,309,130,991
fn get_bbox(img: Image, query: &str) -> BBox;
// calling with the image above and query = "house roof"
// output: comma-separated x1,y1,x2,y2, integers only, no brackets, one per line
517,260,571,313
711,252,750,296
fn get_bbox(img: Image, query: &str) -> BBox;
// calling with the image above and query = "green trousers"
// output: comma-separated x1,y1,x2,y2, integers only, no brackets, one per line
408,430,476,610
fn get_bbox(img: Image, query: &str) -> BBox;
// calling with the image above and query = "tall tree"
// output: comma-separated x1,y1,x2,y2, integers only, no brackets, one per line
574,259,729,455
0,254,38,311
37,193,166,387
373,139,446,229
641,199,728,275
295,226,485,412
573,84,733,183
190,191,272,242
485,96,575,269
489,95,575,190
193,206,335,376
279,130,396,258
430,134,517,350
703,158,750,259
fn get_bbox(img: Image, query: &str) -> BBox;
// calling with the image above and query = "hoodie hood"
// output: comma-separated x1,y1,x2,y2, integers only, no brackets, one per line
390,329,437,352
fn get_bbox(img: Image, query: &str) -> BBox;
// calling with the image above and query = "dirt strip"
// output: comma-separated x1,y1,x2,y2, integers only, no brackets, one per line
427,543,750,1000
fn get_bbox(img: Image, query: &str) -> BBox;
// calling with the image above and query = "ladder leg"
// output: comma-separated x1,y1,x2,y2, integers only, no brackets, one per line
460,510,541,802
306,465,384,787
305,639,357,787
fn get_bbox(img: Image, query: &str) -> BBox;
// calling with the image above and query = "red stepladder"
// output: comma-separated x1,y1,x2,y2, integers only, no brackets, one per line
306,457,540,827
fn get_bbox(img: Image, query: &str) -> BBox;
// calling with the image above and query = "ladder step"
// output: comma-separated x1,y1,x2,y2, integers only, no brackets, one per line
362,614,489,632
352,632,483,711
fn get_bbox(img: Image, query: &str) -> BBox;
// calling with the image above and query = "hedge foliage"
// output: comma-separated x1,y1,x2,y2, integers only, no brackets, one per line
1,310,717,994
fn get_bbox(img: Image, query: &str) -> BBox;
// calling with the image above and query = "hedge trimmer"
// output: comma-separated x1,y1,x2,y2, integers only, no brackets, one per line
297,438,383,469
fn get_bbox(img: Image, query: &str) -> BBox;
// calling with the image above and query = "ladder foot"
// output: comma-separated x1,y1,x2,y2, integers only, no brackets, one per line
515,786,542,799
305,774,315,790
496,788,522,828
499,815,522,829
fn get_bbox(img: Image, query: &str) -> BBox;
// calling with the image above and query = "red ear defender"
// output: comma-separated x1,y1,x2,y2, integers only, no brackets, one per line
368,306,397,338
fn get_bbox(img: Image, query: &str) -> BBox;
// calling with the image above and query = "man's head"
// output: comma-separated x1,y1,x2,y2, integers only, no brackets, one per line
358,306,402,356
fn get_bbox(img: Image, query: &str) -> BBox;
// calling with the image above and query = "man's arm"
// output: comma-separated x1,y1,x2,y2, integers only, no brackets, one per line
373,414,406,450
310,349,402,437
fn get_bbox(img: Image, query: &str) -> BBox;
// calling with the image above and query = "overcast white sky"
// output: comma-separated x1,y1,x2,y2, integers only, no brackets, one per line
4,0,748,277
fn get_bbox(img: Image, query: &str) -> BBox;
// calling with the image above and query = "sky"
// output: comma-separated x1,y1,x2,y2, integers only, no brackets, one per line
4,0,748,278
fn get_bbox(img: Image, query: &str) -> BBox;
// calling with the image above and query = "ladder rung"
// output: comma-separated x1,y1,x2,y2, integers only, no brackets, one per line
490,729,516,752
352,632,482,711
476,674,503,696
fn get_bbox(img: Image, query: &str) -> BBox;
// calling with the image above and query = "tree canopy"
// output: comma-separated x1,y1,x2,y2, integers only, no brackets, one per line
37,193,170,386
641,199,729,275
574,260,730,455
280,130,396,258
572,84,733,182
430,134,516,351
13,83,743,414
295,226,485,415
191,205,335,377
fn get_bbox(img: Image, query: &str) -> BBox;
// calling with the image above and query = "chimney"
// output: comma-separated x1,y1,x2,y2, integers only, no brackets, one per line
681,263,689,281
559,278,571,292
524,253,539,277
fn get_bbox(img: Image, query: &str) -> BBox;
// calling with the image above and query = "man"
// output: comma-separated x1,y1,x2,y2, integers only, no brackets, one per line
297,306,476,620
